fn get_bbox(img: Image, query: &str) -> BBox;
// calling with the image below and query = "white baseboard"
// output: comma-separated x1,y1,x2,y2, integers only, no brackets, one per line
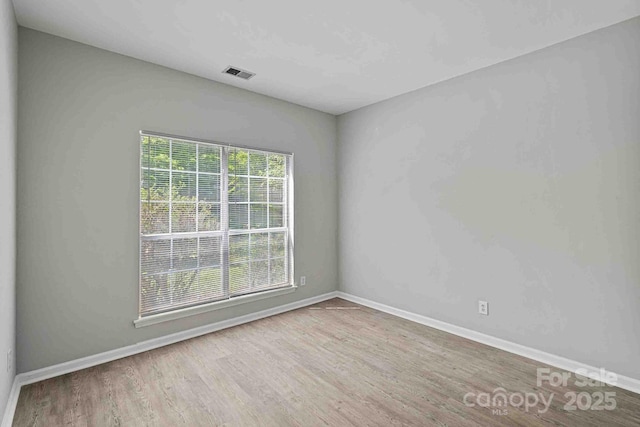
1,377,20,427
336,291,640,396
1,291,338,426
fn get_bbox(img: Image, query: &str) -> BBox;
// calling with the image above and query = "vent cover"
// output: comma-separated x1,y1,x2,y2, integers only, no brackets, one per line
223,66,255,80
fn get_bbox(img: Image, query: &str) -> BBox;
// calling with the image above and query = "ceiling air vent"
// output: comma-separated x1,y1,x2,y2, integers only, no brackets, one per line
223,66,255,80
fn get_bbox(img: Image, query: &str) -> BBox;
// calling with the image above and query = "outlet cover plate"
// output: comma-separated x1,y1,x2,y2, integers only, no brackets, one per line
478,300,488,315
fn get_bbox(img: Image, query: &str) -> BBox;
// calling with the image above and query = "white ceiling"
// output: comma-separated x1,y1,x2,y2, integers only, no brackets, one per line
12,0,640,115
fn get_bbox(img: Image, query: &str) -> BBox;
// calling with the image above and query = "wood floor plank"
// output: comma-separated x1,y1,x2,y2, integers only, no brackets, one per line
12,298,640,426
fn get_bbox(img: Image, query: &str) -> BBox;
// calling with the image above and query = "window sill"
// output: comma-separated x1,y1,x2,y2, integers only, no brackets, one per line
133,285,297,328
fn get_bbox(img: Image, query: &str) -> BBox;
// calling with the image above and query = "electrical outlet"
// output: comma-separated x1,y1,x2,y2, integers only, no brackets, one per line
478,300,488,316
300,276,306,286
6,349,12,373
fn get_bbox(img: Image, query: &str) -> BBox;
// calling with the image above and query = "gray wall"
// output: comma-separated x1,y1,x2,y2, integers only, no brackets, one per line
338,17,640,379
0,0,17,415
17,28,338,372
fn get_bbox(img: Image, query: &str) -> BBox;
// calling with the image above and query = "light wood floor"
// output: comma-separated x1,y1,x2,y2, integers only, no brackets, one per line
12,298,640,426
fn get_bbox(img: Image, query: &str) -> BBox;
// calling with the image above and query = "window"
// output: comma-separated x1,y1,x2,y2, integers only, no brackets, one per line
139,132,293,318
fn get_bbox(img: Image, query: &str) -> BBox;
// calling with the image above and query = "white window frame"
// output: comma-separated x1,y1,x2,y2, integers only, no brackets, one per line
135,131,295,328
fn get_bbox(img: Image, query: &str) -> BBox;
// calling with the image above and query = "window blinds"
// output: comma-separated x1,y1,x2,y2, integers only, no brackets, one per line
140,133,293,317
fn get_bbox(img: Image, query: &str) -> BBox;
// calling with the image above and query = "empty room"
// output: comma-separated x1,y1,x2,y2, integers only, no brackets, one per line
1,0,639,425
